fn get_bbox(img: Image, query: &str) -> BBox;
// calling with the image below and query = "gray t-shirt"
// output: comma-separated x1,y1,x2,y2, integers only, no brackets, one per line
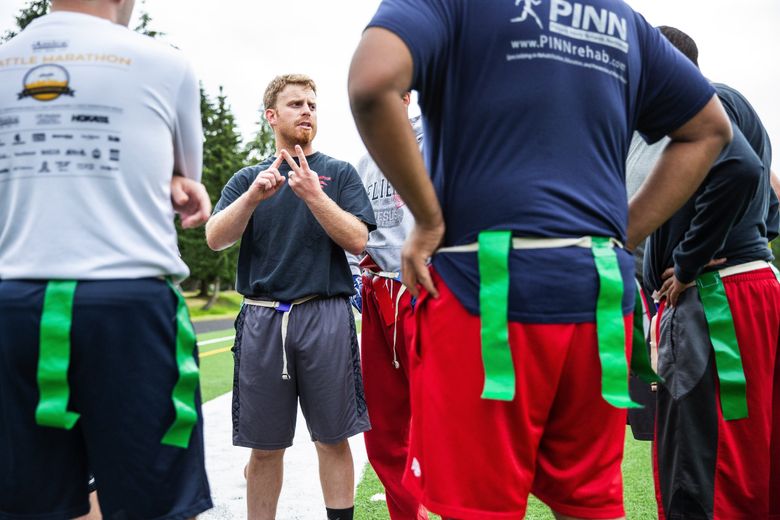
214,152,376,301
349,116,423,275
626,133,669,277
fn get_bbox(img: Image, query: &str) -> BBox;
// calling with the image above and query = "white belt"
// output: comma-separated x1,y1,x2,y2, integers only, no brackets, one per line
244,295,317,380
438,236,624,253
717,260,774,278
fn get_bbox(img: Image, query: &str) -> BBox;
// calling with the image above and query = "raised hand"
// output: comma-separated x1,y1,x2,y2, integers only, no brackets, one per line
282,145,324,203
248,155,286,205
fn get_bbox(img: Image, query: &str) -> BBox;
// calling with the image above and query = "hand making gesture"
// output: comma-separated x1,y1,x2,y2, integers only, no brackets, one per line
248,154,286,205
282,145,324,203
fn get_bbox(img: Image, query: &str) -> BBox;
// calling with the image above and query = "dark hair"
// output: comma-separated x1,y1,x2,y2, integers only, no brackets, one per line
658,26,699,67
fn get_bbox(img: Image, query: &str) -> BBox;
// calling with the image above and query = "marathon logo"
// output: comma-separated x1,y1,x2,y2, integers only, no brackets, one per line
72,114,109,124
549,0,629,53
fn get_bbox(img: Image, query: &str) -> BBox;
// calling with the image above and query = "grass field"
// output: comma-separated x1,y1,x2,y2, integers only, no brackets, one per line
192,304,656,519
186,290,244,320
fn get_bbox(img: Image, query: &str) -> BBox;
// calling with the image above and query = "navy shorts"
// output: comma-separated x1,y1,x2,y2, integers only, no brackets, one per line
0,279,212,519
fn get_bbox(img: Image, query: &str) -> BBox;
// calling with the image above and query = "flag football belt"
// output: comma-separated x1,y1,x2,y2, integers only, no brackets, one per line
244,295,318,380
437,232,645,408
365,269,406,370
35,280,200,449
696,260,780,421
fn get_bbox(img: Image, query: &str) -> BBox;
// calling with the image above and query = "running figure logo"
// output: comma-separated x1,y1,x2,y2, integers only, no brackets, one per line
511,0,543,30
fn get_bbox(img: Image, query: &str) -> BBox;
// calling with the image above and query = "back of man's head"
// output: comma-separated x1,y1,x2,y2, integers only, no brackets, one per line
658,26,699,67
51,0,136,27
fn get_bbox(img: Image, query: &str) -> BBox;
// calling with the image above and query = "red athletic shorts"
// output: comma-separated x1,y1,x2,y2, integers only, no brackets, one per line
403,270,629,519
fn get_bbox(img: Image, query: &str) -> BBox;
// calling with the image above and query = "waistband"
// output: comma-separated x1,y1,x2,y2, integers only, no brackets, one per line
437,235,624,253
717,260,774,278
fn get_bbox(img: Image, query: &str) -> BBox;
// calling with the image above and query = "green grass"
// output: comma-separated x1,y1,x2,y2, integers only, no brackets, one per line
197,327,236,403
356,429,656,519
186,290,243,320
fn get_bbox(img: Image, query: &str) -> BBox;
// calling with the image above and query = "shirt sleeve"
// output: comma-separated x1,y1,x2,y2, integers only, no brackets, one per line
338,163,377,233
366,0,455,95
172,58,203,181
633,15,716,144
672,128,763,283
213,168,252,214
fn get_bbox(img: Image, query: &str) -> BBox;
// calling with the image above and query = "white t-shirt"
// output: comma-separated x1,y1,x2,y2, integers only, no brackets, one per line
0,11,202,280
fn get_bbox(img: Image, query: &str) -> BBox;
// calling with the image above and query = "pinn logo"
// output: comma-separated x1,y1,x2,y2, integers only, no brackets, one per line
511,0,544,29
18,64,75,102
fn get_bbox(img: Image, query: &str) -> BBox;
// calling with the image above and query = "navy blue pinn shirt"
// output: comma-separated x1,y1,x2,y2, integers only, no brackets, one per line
368,0,715,323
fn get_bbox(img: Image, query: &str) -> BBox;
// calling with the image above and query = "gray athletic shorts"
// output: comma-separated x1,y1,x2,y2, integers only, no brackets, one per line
231,295,370,449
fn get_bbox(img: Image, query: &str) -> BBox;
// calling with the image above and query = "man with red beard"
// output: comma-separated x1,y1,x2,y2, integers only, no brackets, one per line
206,74,376,520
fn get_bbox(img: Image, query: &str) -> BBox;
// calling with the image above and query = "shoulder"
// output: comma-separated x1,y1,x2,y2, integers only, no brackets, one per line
314,153,357,176
355,153,375,177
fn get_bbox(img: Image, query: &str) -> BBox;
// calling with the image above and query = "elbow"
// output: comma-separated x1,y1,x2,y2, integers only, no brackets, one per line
348,78,383,123
345,228,369,256
204,220,224,252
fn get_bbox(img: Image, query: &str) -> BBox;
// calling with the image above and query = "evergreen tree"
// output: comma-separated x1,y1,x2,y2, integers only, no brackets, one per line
2,0,49,42
178,87,245,308
243,109,276,165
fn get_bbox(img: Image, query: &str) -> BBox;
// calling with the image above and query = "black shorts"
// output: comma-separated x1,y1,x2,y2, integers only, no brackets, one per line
0,279,212,519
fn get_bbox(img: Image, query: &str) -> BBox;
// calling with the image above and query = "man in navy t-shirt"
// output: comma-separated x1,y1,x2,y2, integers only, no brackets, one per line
639,27,780,520
207,74,375,520
348,1,732,518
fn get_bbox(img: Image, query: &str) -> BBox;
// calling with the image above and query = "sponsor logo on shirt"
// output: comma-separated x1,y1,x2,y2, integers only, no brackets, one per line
548,0,628,53
52,133,73,140
108,135,121,143
32,133,46,142
13,134,25,145
13,166,33,172
0,116,20,128
0,168,10,174
77,163,95,171
41,149,61,156
55,161,70,171
81,134,100,141
66,149,86,156
14,151,36,157
511,0,544,29
72,114,109,124
32,40,69,52
100,165,118,172
36,113,62,125
92,149,101,159
18,64,75,102
39,161,50,173
109,149,120,161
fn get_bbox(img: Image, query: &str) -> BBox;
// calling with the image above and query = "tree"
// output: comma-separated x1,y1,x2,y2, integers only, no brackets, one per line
133,0,164,38
243,109,276,165
2,0,49,42
178,87,245,308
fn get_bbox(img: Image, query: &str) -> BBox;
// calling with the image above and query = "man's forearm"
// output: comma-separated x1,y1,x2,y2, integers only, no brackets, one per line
627,96,732,249
349,28,442,231
305,193,368,255
205,193,257,251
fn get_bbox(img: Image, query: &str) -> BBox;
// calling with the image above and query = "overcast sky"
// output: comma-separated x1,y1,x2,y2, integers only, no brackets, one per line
1,0,778,167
